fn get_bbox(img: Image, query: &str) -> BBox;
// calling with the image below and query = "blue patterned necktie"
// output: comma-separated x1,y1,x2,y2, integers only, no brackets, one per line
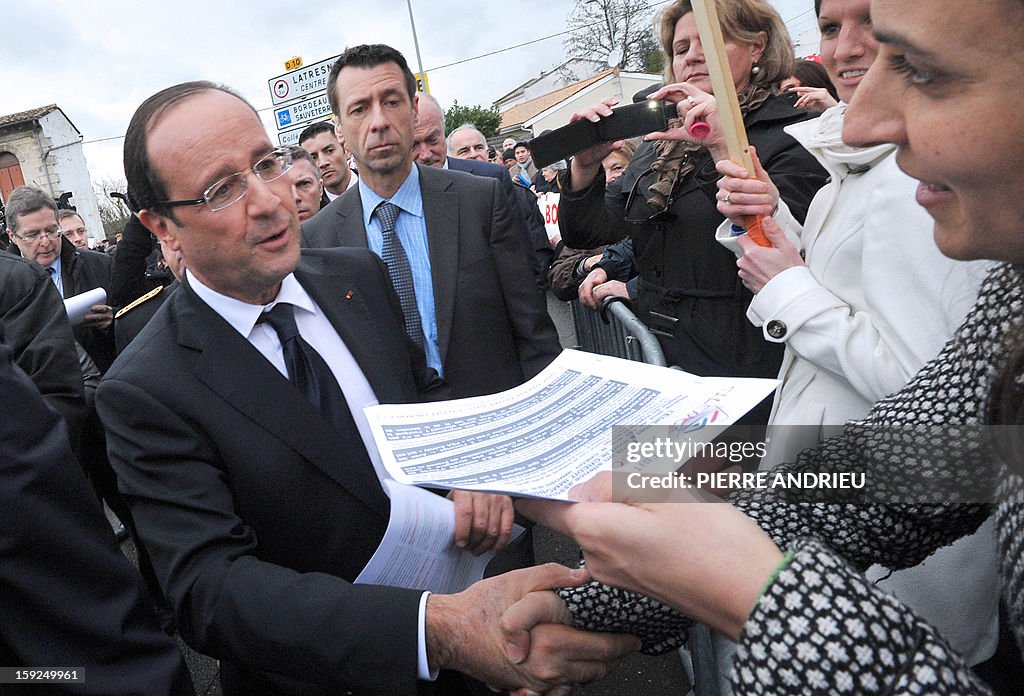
374,201,425,348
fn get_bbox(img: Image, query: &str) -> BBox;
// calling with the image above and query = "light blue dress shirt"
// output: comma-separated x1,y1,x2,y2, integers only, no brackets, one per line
45,257,64,298
358,166,442,375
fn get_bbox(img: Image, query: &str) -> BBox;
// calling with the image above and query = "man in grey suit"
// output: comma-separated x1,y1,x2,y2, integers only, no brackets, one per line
98,80,635,695
303,44,561,399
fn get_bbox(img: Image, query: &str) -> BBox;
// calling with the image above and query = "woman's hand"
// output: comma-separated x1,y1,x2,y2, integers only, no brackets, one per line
735,216,805,293
645,83,728,161
788,85,838,112
566,97,626,191
716,146,780,222
516,472,784,641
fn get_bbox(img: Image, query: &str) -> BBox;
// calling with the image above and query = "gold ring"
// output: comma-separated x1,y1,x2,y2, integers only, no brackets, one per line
723,194,732,205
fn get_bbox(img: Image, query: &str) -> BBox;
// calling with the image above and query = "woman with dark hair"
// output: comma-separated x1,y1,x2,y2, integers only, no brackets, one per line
514,0,1024,691
780,59,839,111
557,0,826,420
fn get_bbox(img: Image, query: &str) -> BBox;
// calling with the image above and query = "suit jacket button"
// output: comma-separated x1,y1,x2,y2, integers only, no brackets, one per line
766,319,787,340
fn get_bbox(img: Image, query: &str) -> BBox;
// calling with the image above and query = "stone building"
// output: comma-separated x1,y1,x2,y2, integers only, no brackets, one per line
0,105,101,241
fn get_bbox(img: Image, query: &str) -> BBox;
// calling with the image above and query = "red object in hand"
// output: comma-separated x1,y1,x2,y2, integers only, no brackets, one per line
689,121,711,139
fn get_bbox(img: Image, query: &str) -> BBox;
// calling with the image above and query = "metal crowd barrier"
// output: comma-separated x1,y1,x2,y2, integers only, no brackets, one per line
570,297,667,367
569,297,723,696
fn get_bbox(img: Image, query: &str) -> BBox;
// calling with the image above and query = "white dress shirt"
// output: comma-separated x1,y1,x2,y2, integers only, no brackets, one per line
186,269,436,680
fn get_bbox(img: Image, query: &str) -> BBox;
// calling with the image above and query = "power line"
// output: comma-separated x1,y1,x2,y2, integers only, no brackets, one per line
82,0,673,140
784,7,816,24
83,0,801,145
424,0,672,72
82,134,125,145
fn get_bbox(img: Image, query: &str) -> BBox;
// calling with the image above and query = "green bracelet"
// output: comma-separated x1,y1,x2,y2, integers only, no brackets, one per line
759,550,796,599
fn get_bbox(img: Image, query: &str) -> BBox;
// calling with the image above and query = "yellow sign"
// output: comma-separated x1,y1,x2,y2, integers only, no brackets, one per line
285,56,303,71
415,71,430,93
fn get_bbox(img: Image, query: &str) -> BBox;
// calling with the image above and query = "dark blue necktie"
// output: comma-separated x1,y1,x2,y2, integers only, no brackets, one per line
374,201,425,349
257,303,370,455
46,266,60,294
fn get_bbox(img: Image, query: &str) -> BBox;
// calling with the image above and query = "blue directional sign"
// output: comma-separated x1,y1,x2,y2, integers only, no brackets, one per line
273,94,333,133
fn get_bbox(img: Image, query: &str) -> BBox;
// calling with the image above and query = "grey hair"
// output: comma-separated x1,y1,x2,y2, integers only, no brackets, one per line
289,146,318,170
5,186,57,233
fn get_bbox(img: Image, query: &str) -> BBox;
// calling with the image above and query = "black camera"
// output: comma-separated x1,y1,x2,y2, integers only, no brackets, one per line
529,100,677,168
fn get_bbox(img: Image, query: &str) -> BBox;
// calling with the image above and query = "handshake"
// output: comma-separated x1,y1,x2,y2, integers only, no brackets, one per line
425,563,641,695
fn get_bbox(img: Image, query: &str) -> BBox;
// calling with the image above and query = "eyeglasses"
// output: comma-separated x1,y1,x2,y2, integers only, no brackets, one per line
13,224,63,243
157,147,295,212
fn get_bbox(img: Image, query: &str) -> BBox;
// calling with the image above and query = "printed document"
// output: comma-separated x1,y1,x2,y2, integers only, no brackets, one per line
365,350,777,500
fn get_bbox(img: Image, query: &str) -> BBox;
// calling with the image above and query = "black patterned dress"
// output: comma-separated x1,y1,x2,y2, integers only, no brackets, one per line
561,263,1024,694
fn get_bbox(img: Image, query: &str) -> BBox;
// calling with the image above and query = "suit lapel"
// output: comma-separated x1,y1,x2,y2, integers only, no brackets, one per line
296,256,407,405
334,188,370,248
174,279,388,517
418,166,459,363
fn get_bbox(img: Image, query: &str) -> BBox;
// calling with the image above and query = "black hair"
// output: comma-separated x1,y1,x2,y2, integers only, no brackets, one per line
298,120,336,145
792,60,839,102
326,44,417,118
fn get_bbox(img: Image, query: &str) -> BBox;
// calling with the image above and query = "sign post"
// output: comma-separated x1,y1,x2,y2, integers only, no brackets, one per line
268,53,342,147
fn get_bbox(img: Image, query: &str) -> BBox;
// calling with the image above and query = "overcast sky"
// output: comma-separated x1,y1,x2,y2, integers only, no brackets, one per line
3,0,814,186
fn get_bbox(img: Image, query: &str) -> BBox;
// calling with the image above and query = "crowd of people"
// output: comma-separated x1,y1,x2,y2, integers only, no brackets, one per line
1,0,1022,693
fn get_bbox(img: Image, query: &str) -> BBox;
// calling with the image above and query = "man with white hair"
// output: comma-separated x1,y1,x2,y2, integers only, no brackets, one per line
448,124,491,163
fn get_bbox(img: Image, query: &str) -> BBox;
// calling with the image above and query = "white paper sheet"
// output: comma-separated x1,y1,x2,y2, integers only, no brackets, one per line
63,287,106,327
355,480,522,593
364,350,778,500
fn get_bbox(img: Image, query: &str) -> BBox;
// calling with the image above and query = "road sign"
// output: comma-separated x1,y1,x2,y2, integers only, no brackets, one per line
274,94,333,131
267,54,340,106
277,123,309,147
415,71,430,93
285,56,303,71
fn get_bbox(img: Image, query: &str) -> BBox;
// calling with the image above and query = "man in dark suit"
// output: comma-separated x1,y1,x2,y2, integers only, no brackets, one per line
98,80,635,695
6,186,129,539
0,322,194,696
304,45,561,399
411,96,551,284
114,233,183,353
0,250,85,439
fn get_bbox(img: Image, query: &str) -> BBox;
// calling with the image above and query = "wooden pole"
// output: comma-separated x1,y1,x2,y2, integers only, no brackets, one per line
690,0,770,246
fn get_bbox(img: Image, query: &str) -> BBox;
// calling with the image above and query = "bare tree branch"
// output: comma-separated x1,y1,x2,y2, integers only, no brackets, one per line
92,177,132,241
563,0,660,71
